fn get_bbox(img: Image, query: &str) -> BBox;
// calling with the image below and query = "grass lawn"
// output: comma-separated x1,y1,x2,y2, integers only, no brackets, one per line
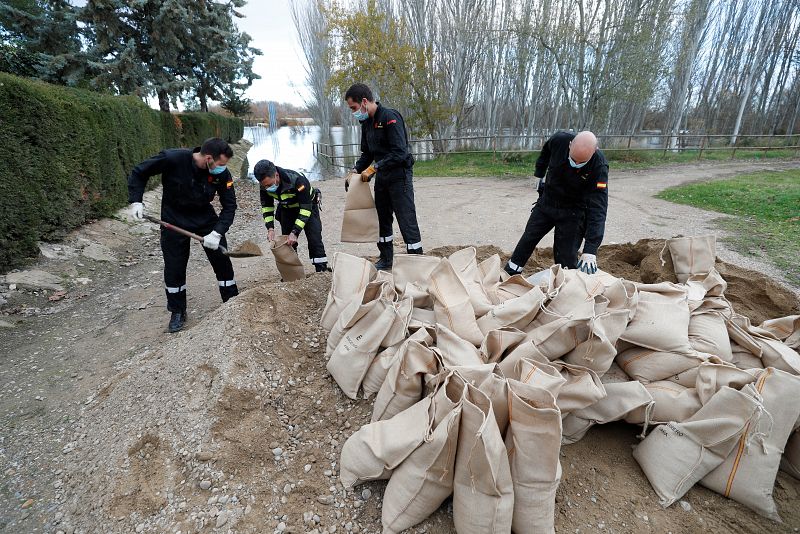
413,149,799,177
656,169,800,286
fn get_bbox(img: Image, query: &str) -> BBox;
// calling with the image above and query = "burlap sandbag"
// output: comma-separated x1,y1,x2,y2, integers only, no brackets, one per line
339,397,432,488
363,328,433,398
448,247,494,316
477,254,503,288
730,343,765,370
480,327,527,363
488,274,537,304
409,307,437,331
477,285,545,334
694,362,757,405
563,381,654,444
435,323,484,367
321,252,376,331
599,277,639,320
666,235,716,283
689,310,733,361
326,296,406,399
525,314,587,361
547,361,606,414
453,363,510,434
728,313,800,374
326,280,394,357
781,430,800,480
381,375,465,533
633,384,764,507
341,172,379,242
373,339,440,422
616,345,708,383
497,340,551,379
602,361,632,384
562,309,629,375
760,315,800,350
392,254,442,308
510,357,567,396
620,282,693,353
530,270,597,328
625,381,702,425
505,379,562,534
428,258,484,346
270,235,305,282
701,368,800,520
453,383,514,534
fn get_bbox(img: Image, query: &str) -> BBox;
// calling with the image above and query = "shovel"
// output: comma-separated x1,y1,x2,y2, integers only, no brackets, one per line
143,215,263,258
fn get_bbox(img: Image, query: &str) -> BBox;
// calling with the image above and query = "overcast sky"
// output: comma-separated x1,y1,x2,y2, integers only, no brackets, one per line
237,1,307,106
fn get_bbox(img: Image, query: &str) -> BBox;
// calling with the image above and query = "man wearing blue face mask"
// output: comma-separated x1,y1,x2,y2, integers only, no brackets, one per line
504,130,609,276
128,137,238,333
254,159,329,273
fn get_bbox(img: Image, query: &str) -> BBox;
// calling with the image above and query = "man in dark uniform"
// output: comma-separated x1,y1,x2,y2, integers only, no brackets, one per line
254,159,329,272
128,137,239,333
344,83,423,270
504,130,608,276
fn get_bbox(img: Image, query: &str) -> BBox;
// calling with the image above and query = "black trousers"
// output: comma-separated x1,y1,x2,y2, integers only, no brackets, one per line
160,224,238,312
374,169,422,251
277,201,327,264
508,202,586,271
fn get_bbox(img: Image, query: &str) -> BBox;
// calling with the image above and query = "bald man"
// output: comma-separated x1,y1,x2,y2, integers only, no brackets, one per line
504,130,609,275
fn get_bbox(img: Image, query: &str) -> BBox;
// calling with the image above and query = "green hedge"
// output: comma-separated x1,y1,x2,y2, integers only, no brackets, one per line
0,72,243,272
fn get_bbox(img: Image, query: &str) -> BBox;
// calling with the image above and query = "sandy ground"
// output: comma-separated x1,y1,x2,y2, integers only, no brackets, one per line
0,159,799,534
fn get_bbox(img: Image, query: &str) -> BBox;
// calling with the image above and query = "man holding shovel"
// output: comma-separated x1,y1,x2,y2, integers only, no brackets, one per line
254,159,330,273
128,137,239,333
345,83,423,270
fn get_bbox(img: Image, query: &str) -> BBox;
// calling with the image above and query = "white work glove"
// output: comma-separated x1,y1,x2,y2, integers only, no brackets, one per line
202,230,222,250
130,202,144,220
577,253,597,274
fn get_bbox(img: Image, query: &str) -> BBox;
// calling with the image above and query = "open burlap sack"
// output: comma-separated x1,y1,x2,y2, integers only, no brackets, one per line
563,309,630,375
326,279,395,357
453,383,514,534
633,384,765,507
341,172,379,243
616,345,708,384
321,252,376,331
381,375,465,533
327,296,409,399
488,274,537,304
392,254,442,308
666,235,716,283
363,328,433,399
340,397,432,488
694,363,757,405
701,368,800,520
781,430,800,480
563,381,654,444
505,379,562,534
625,381,702,424
428,258,484,346
480,327,527,363
373,339,440,422
435,323,484,367
453,364,510,434
547,361,606,414
620,282,693,354
477,285,545,334
270,235,305,282
760,315,800,350
448,247,494,316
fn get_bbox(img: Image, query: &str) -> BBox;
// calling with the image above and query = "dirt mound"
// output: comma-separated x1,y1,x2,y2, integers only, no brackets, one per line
55,243,800,534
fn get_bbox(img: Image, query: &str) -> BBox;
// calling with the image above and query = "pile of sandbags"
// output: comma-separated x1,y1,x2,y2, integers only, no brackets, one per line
320,236,800,530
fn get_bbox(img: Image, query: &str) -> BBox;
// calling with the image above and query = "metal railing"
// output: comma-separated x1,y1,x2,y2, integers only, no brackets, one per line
312,133,800,170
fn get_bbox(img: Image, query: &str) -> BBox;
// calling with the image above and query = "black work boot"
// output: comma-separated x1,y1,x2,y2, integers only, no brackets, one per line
315,262,332,273
504,262,523,276
168,310,187,333
375,242,393,271
406,247,424,255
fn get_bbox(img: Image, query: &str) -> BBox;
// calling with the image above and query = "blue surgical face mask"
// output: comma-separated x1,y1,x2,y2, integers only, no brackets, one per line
352,103,368,122
568,155,589,169
266,184,278,193
209,164,227,175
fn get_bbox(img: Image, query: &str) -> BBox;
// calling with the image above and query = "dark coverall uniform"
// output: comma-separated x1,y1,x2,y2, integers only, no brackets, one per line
354,103,423,259
260,166,327,269
506,131,609,273
128,147,239,313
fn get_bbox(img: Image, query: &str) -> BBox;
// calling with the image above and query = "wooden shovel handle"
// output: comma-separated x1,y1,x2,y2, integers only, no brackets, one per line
143,215,229,254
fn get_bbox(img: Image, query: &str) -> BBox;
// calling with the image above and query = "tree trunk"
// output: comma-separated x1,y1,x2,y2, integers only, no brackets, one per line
158,89,170,112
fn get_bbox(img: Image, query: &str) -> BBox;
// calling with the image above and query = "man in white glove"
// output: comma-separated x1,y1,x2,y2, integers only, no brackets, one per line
576,253,597,274
128,137,239,333
504,130,608,276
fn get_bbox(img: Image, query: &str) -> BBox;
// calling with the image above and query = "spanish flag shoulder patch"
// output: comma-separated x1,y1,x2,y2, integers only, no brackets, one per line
596,182,607,189
226,180,233,189
297,184,305,191
387,119,397,125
